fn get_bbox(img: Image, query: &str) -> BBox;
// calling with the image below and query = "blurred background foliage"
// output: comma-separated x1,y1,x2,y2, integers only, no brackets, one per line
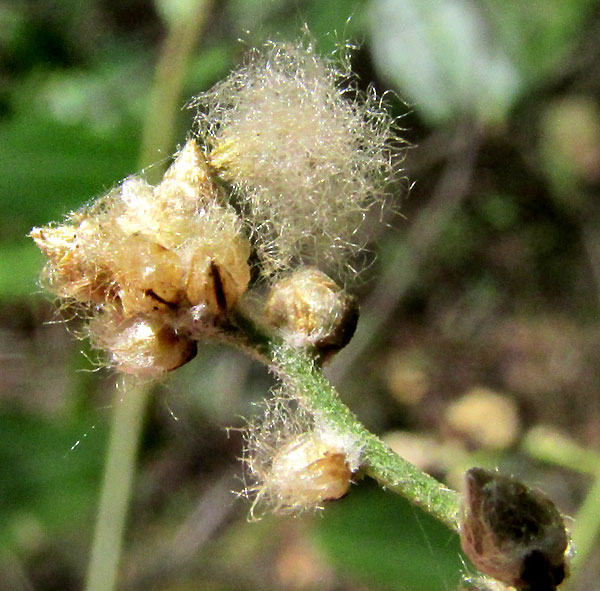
1,0,600,589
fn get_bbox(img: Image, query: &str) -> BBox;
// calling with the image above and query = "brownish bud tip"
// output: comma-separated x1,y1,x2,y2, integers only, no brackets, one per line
460,468,569,591
265,268,358,361
89,312,197,378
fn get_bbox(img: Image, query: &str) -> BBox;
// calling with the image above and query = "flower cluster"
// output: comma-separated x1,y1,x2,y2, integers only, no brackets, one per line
32,40,398,514
31,140,250,377
32,42,399,378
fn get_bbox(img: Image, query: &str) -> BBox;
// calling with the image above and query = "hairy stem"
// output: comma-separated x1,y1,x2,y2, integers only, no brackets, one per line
229,309,461,532
276,345,461,530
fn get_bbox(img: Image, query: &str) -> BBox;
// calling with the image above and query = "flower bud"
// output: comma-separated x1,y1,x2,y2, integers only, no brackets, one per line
183,231,251,315
270,433,352,505
264,268,358,360
243,396,361,516
88,311,197,378
460,468,569,591
111,234,185,315
30,215,113,304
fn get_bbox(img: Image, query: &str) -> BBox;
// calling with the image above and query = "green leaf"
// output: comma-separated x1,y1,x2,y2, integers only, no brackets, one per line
482,0,596,84
313,483,465,591
369,0,519,125
368,0,595,125
0,241,45,299
0,409,106,552
0,114,139,243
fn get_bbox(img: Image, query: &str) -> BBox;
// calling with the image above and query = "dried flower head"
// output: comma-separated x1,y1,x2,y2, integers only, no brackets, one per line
242,395,362,517
192,41,401,278
31,139,251,376
264,268,359,360
460,468,569,591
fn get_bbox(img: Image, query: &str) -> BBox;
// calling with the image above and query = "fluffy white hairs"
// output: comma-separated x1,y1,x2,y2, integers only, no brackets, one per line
193,41,402,279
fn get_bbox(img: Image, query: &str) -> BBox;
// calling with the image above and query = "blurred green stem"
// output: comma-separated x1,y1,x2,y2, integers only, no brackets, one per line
140,0,214,181
85,382,149,591
570,473,600,574
85,1,210,590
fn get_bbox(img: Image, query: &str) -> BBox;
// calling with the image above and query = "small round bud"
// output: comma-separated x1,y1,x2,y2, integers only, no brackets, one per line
460,468,569,591
270,433,352,505
88,311,197,378
243,396,361,516
264,268,358,360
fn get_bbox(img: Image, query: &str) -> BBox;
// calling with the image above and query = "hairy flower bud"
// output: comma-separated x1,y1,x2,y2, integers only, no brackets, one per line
243,396,362,516
271,433,352,501
460,468,569,591
264,268,358,360
88,311,197,378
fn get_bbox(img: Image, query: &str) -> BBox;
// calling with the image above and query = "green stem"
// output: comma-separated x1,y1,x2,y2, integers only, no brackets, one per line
276,345,460,531
139,0,214,179
229,310,461,532
523,426,600,476
85,382,149,591
85,2,211,590
570,473,600,574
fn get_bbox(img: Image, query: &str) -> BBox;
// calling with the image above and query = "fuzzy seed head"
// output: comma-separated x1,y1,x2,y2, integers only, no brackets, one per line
192,41,401,278
243,396,361,517
31,139,251,376
460,468,569,591
264,268,358,359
